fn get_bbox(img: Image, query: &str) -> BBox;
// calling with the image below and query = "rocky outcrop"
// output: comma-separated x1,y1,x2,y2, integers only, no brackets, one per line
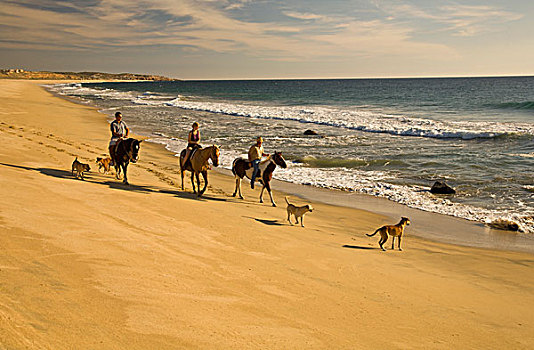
0,69,177,81
430,181,456,194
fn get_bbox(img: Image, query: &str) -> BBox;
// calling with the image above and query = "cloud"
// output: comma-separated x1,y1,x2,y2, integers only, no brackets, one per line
0,0,457,63
439,5,523,37
375,2,523,37
283,11,324,21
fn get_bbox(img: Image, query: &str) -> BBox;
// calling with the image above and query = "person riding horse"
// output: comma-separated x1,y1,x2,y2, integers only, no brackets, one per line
181,122,201,168
108,111,129,165
248,136,269,189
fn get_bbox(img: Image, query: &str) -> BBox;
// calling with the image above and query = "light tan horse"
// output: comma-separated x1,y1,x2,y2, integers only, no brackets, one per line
179,145,220,196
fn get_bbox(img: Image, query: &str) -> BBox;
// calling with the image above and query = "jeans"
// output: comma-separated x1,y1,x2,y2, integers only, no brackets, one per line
251,159,261,186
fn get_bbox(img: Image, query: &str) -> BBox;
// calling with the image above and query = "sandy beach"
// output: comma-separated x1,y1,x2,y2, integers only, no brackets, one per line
1,80,534,349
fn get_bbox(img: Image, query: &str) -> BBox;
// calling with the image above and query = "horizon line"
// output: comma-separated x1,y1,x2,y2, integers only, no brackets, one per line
180,74,534,81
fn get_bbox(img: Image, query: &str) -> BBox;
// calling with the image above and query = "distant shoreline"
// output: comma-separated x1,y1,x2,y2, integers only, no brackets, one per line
0,69,178,81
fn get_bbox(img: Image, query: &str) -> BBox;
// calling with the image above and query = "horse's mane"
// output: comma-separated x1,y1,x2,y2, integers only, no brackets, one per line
259,154,272,165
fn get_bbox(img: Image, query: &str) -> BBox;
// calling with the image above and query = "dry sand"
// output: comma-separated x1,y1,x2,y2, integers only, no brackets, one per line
1,80,534,349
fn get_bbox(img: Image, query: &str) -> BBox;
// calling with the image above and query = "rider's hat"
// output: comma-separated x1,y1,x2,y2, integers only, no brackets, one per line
256,136,263,142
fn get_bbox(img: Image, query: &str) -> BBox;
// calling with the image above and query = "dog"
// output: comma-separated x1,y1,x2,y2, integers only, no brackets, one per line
285,196,313,227
72,157,90,180
367,217,410,251
96,156,113,174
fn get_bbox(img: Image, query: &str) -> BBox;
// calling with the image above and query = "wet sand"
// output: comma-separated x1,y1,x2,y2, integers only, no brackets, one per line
1,80,534,349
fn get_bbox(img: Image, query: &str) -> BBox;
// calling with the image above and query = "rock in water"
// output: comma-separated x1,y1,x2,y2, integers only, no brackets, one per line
303,129,319,136
430,181,456,194
488,219,520,232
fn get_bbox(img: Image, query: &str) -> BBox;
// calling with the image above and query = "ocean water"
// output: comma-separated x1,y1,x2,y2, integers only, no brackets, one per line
46,77,534,232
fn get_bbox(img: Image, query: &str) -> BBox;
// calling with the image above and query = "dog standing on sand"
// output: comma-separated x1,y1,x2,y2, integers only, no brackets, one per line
285,196,313,227
72,157,90,180
96,156,113,174
367,217,410,251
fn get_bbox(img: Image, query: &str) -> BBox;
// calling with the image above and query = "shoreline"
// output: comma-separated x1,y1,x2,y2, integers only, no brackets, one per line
46,79,534,237
51,80,532,254
2,80,534,348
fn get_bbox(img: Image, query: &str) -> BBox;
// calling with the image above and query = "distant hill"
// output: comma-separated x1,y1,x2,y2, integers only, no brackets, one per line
0,69,177,81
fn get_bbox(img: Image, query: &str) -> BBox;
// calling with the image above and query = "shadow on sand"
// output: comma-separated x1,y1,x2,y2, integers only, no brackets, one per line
342,244,377,250
0,162,224,202
243,216,286,226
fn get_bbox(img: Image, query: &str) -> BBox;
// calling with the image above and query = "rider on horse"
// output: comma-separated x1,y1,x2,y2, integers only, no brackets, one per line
109,111,129,165
181,122,201,168
248,136,269,189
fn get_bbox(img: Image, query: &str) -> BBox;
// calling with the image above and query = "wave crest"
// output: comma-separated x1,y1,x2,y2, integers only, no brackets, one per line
490,101,534,110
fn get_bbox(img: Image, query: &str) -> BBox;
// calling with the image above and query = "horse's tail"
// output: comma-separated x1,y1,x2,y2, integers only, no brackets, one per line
231,158,239,176
285,196,290,205
366,228,380,237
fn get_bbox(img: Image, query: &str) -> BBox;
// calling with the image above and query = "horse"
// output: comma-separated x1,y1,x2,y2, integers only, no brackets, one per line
112,138,142,184
112,138,142,185
179,145,220,196
231,151,287,207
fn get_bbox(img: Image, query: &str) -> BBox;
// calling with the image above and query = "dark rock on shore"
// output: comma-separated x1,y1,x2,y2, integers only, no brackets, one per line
488,219,520,232
430,181,456,194
304,129,319,135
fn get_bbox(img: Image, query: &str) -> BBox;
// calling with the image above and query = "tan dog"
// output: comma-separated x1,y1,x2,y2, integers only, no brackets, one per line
285,196,313,227
96,157,113,174
367,217,410,251
72,157,90,180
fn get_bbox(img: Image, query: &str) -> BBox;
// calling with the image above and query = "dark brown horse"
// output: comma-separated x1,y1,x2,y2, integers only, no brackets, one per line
112,138,142,185
179,145,220,196
231,151,287,206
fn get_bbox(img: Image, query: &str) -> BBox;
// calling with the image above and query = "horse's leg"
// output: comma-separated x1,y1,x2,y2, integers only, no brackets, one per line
115,163,121,179
232,177,238,197
239,178,244,199
191,172,196,193
265,181,276,207
259,184,265,203
181,170,185,190
199,170,208,196
122,163,129,185
195,172,202,196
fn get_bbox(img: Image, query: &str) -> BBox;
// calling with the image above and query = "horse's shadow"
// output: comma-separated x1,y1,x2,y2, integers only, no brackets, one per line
0,162,226,200
1,163,77,180
2,162,162,194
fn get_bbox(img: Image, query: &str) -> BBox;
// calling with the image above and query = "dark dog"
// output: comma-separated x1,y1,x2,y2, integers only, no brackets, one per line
96,157,113,174
367,217,410,251
72,157,90,179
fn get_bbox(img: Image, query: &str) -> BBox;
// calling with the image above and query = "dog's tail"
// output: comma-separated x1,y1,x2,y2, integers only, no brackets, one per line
285,196,290,205
366,228,380,237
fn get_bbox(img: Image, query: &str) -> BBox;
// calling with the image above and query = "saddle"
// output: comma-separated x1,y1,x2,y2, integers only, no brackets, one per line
184,144,202,168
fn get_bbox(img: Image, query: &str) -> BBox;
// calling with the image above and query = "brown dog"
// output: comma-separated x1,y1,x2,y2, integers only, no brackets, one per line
285,196,313,227
96,157,113,174
367,217,410,251
72,157,90,180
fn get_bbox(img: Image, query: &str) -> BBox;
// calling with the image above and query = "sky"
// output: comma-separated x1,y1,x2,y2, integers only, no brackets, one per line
1,0,533,79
